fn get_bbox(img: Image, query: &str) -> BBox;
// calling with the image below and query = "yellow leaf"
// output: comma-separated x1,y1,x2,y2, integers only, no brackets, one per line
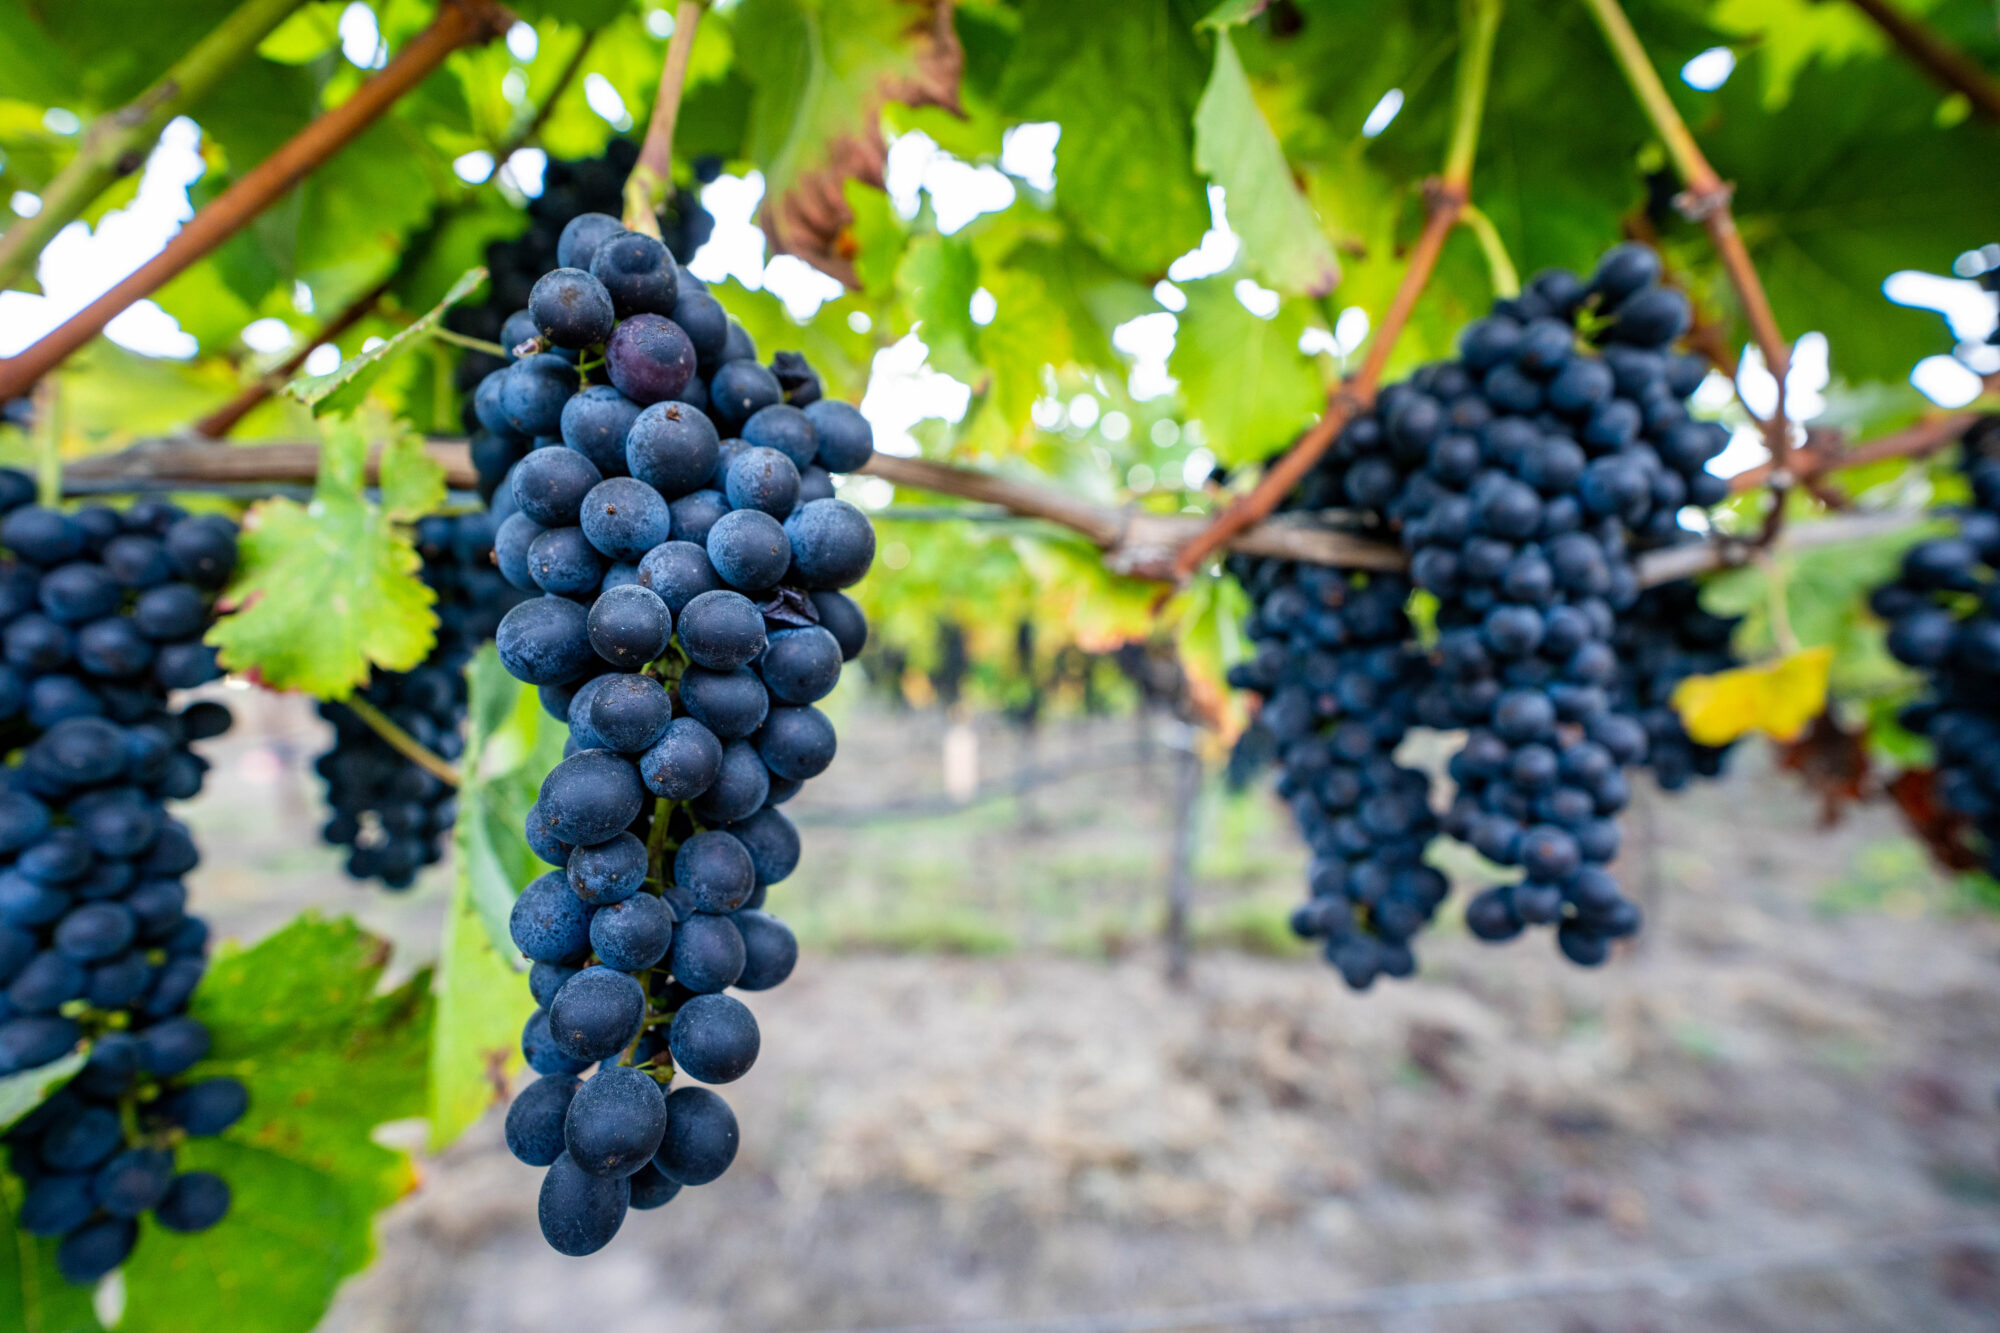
1670,646,1833,746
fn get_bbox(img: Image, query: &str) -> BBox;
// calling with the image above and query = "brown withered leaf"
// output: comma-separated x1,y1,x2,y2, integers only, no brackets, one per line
748,0,964,287
1886,767,1982,873
1774,712,1870,826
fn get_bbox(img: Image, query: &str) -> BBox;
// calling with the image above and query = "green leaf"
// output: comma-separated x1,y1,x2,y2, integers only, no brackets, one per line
429,648,561,1149
376,427,448,523
0,0,81,107
256,2,344,64
457,645,568,957
0,1048,85,1132
1198,0,1269,29
1708,0,1888,109
1693,53,2000,383
206,414,439,698
998,0,1210,278
1168,277,1326,466
284,266,486,418
113,915,431,1333
736,0,963,284
896,231,983,382
1194,32,1339,298
429,855,532,1151
505,0,628,24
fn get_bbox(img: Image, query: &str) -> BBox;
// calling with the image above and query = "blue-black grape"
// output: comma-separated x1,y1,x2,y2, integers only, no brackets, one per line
706,508,792,593
529,268,617,349
1873,428,2000,874
586,584,673,669
740,404,818,470
640,717,724,800
563,1064,667,1177
533,523,608,596
507,1073,582,1167
652,1085,739,1184
537,1151,630,1256
589,231,679,320
724,446,801,517
547,965,647,1063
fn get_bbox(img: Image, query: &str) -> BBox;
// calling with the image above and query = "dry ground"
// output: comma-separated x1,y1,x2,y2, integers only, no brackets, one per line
177,687,2000,1332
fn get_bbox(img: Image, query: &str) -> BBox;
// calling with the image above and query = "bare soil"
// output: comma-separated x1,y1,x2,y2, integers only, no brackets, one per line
179,690,2000,1332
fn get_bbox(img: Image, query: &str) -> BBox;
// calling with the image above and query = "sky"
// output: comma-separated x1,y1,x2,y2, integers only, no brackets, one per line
1,13,1993,484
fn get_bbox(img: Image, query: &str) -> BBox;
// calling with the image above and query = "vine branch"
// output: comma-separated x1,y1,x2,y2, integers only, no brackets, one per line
193,276,395,439
0,0,513,403
52,399,1981,588
623,0,706,239
193,39,598,442
0,0,311,293
335,694,461,787
1845,0,2000,125
1727,408,1985,495
1167,0,1503,582
1579,0,1796,541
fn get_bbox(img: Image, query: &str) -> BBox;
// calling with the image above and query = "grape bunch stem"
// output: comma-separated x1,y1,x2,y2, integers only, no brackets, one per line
337,694,462,787
624,1,709,239
1576,0,1796,543
0,0,513,403
1168,0,1504,582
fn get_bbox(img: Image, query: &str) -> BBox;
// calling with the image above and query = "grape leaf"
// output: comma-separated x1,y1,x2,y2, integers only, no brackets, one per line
1168,277,1328,467
107,914,431,1333
1198,0,1270,28
257,3,345,65
0,1048,85,1133
284,266,486,418
1193,32,1339,298
455,646,568,959
206,413,442,698
430,648,554,1150
1693,53,2000,383
0,0,81,107
997,0,1210,278
1672,646,1833,746
504,0,628,24
1708,0,1888,109
429,846,532,1152
896,230,983,382
736,0,964,286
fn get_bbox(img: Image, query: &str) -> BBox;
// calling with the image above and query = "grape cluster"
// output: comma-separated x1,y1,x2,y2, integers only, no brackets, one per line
0,472,247,1283
1230,243,1735,986
449,139,715,441
314,512,526,889
483,213,875,1256
1226,569,1446,986
1612,579,1741,790
1877,431,2000,871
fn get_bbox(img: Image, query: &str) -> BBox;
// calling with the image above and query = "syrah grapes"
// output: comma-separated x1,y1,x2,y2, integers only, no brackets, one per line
1229,245,1735,987
488,227,877,1259
0,475,248,1284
